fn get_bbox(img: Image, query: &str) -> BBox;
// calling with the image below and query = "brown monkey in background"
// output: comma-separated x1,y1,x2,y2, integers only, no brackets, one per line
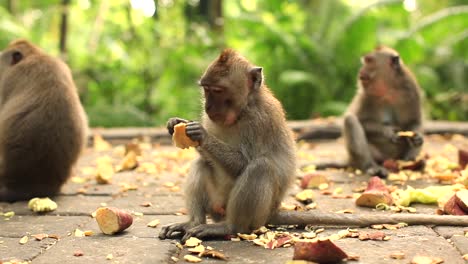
159,49,297,242
0,39,88,202
159,49,466,243
344,46,424,178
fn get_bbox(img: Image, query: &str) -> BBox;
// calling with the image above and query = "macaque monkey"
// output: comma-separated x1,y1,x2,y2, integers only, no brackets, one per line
159,49,297,242
0,39,88,202
159,49,466,243
344,46,424,178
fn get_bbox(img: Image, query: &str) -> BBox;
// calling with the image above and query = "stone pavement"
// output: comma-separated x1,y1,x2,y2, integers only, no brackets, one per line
0,132,467,264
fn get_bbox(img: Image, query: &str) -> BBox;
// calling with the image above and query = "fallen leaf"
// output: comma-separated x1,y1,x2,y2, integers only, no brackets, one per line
140,202,152,207
188,245,205,254
185,237,202,247
199,249,228,260
116,151,139,172
93,134,111,151
347,254,360,261
147,219,160,228
358,231,387,241
28,197,57,213
390,252,405,259
410,255,444,264
74,229,85,237
335,209,354,214
19,236,29,245
183,254,202,263
32,234,48,241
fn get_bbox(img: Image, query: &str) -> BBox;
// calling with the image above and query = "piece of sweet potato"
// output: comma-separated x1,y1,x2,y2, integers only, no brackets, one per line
173,123,199,149
293,239,348,263
443,195,466,216
95,207,133,235
459,148,468,169
454,190,468,213
355,176,393,208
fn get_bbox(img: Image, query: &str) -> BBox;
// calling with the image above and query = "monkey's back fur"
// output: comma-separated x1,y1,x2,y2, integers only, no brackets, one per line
0,40,88,201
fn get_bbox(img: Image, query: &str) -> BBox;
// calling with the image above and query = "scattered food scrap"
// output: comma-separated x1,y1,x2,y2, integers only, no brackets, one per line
95,207,133,235
28,197,57,213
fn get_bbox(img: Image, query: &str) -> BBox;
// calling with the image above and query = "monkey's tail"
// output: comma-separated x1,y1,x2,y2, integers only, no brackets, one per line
302,160,348,171
270,211,468,227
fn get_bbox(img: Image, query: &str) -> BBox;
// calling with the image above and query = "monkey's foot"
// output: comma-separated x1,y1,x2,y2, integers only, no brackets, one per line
158,221,200,240
181,223,233,243
366,165,388,178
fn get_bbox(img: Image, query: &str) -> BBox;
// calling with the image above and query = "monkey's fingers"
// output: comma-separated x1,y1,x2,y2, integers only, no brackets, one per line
158,223,186,239
186,122,205,142
167,117,189,135
408,133,424,147
366,165,388,178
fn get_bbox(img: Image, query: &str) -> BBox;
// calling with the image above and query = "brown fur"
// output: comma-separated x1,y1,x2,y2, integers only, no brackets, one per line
0,39,88,201
159,49,296,242
344,46,424,177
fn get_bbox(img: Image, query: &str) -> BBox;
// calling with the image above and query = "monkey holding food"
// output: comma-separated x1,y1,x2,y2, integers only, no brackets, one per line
343,46,424,178
0,39,88,202
160,49,297,242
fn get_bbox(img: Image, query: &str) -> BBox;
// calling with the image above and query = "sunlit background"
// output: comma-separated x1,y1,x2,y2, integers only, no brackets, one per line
0,0,466,126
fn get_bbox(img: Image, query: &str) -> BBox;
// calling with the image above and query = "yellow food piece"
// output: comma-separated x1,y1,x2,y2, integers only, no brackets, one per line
28,197,57,213
173,123,199,149
397,131,415,137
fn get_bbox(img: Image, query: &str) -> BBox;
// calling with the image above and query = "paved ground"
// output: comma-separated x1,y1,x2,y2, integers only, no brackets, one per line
0,132,467,264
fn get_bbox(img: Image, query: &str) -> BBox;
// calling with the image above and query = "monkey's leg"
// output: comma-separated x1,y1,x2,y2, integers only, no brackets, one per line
159,158,210,239
343,114,388,177
181,157,275,242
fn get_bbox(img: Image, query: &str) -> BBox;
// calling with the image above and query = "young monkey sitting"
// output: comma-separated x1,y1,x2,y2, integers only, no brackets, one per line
344,46,424,178
159,49,296,242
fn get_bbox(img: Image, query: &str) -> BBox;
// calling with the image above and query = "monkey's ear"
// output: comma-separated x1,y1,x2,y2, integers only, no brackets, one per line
10,51,23,65
249,67,263,90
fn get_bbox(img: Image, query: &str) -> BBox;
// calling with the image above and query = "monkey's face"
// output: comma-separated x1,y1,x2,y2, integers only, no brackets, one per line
358,46,402,91
199,49,260,126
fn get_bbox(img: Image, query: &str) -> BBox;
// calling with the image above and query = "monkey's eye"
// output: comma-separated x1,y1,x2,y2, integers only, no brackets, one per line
11,51,23,65
212,87,223,94
362,55,374,64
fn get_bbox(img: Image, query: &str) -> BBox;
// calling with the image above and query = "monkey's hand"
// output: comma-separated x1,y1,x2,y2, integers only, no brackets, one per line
404,131,424,147
167,117,189,135
158,221,200,240
185,121,207,143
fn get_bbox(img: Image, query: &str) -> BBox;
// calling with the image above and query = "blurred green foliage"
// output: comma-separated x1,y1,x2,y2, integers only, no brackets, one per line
0,0,466,127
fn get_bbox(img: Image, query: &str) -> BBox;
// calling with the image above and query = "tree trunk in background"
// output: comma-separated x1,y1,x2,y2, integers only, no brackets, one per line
7,0,16,15
185,0,223,33
59,0,70,59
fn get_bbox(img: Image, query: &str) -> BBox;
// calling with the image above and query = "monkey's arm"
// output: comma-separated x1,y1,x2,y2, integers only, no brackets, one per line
186,122,247,176
361,120,398,141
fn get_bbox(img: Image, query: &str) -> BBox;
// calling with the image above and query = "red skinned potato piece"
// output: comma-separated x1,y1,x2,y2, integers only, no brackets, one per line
454,190,468,213
459,149,468,169
443,195,467,216
300,173,329,189
383,159,399,173
95,207,133,235
355,176,393,208
293,239,348,263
